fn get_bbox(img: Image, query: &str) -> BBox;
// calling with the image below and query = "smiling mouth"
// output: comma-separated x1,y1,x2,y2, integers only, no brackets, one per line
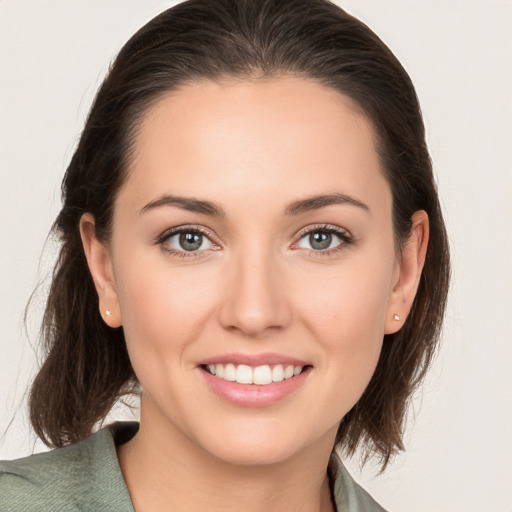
202,363,309,386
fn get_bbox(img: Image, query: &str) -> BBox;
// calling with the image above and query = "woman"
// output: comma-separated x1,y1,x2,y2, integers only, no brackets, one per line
0,0,449,510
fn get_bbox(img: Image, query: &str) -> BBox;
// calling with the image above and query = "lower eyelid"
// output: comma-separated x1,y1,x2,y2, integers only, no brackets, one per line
155,226,220,257
291,225,354,254
168,235,207,250
297,233,343,249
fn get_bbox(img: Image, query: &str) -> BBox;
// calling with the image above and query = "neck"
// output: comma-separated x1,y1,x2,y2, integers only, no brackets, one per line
117,402,337,512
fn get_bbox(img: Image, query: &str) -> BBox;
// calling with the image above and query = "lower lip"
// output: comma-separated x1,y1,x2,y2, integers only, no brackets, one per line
198,367,312,408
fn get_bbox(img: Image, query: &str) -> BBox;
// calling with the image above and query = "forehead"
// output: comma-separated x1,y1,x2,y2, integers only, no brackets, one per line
120,76,390,215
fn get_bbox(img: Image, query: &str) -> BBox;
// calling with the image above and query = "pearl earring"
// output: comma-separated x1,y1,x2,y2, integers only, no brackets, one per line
105,310,112,317
393,314,400,321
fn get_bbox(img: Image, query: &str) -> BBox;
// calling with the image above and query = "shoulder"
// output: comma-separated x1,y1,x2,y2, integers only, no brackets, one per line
0,422,137,512
0,438,96,511
330,453,389,512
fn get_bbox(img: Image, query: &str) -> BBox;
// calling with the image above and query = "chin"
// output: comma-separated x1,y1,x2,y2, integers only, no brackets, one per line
192,418,332,468
208,438,299,467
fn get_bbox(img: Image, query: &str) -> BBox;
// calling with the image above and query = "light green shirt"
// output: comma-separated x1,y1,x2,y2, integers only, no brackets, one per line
0,422,387,511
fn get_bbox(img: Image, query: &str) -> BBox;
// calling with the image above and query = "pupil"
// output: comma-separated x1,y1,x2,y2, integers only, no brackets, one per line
310,231,331,250
179,232,202,251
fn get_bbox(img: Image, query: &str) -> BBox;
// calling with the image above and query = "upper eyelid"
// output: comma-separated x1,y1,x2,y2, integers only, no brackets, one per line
295,223,351,239
157,226,220,257
158,225,218,243
292,224,354,253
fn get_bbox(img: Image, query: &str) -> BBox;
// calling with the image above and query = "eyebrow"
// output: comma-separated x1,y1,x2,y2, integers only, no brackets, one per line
285,193,370,216
139,192,369,217
140,195,225,217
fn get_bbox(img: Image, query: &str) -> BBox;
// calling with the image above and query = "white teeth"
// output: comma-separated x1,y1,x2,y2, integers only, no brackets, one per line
224,363,236,382
215,364,224,378
206,363,305,385
236,364,253,384
253,365,273,385
272,365,285,382
284,365,294,379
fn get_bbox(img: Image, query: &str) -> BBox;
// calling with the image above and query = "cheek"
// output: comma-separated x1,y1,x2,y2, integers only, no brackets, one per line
293,256,395,398
113,256,219,372
297,259,393,341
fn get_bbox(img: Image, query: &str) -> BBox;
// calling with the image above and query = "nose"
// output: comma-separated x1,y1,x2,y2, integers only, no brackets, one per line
217,247,292,338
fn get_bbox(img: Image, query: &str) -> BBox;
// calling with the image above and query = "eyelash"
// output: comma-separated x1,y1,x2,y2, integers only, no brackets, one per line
292,224,354,257
156,225,219,259
156,223,353,259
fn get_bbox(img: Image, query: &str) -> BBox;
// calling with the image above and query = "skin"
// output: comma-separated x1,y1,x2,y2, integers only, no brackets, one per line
80,76,428,512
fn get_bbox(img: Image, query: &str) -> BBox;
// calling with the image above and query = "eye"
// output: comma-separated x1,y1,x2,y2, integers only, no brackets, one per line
160,227,218,254
295,226,352,253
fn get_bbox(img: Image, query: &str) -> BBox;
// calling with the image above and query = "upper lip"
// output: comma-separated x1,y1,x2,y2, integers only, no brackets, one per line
197,352,311,367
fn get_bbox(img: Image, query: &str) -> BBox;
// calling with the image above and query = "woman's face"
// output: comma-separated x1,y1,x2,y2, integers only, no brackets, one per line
86,76,415,465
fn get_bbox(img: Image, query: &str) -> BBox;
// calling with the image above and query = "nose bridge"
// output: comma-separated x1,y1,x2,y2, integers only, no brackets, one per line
218,241,291,337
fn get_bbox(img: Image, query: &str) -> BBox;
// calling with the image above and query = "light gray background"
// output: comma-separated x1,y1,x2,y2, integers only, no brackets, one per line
1,1,511,511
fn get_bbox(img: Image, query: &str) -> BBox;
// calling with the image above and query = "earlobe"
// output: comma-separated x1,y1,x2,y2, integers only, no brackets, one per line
385,210,429,334
79,213,122,328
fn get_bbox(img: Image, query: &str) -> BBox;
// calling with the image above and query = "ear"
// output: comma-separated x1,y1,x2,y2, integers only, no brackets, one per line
385,210,429,334
79,213,122,328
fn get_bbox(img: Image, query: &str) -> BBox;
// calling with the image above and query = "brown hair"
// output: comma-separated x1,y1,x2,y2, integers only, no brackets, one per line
29,0,450,468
